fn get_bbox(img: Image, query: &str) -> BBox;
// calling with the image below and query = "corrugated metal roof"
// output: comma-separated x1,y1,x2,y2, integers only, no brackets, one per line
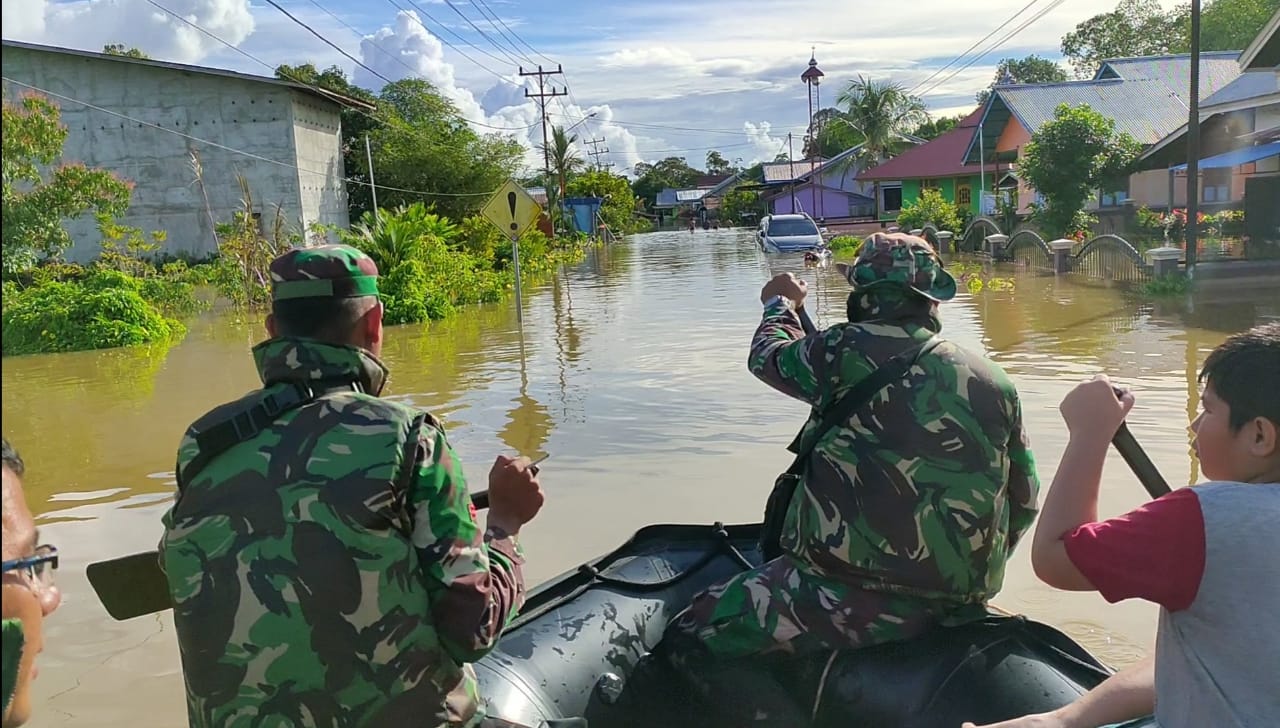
761,158,826,183
1095,52,1241,88
1202,71,1279,107
967,54,1244,164
1,39,374,110
998,78,1195,144
675,189,708,202
654,188,679,207
860,107,999,181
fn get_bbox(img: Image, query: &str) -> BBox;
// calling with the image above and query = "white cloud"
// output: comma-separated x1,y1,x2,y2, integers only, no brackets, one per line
743,121,787,164
1,0,254,63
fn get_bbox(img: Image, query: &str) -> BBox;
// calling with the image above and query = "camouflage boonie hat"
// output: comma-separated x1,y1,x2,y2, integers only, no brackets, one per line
269,244,380,301
835,232,957,302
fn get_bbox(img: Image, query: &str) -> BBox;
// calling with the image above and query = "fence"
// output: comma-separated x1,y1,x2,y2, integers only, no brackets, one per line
949,218,1155,284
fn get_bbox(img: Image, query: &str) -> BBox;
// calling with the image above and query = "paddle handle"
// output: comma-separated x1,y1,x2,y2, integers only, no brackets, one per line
1112,423,1172,499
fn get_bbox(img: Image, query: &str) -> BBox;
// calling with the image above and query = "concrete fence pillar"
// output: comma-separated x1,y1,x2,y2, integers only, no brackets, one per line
1049,239,1075,274
936,231,954,254
909,228,924,236
1146,246,1183,278
984,234,1008,256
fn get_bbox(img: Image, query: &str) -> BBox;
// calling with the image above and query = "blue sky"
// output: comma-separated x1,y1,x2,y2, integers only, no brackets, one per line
2,0,1170,174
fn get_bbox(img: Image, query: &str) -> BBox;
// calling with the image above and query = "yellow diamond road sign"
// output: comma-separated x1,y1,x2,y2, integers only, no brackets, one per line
481,179,542,242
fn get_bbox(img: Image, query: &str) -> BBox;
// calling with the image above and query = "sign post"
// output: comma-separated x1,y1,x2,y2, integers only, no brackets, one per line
480,179,542,323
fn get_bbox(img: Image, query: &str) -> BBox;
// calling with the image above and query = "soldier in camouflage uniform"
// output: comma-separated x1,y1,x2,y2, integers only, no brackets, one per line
655,233,1041,724
159,244,545,728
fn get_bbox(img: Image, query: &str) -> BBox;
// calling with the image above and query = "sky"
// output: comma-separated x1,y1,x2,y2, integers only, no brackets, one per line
0,0,1176,176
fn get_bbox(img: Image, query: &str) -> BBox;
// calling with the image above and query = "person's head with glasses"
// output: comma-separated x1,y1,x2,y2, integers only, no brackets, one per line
2,438,60,728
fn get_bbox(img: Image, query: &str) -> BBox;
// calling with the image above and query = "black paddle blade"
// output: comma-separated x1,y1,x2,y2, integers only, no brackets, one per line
86,550,173,620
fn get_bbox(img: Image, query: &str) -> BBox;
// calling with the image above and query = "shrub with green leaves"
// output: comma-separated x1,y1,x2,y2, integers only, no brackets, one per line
896,189,962,233
828,235,861,254
2,274,184,355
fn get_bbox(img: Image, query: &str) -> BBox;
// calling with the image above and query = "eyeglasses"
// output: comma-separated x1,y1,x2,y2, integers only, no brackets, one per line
1,545,59,592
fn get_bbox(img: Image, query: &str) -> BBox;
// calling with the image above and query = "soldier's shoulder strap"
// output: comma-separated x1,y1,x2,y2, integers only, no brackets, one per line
177,378,364,489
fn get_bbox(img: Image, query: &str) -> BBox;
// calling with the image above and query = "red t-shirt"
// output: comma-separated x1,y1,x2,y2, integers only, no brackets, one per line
1062,488,1207,612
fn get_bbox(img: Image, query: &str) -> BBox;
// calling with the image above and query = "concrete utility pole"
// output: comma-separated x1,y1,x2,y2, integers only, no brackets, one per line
1185,0,1202,272
788,132,797,213
585,138,609,170
519,65,568,188
365,134,378,212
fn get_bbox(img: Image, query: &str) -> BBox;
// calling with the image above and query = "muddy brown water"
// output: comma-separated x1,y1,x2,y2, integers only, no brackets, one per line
4,229,1277,726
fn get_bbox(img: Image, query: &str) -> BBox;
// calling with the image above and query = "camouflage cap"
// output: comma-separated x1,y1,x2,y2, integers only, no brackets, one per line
269,244,379,301
835,232,957,303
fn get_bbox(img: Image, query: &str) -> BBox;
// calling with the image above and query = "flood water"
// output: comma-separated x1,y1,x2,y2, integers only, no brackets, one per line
4,228,1278,726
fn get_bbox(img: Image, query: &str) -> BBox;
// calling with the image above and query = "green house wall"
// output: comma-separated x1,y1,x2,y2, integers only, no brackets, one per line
898,175,985,219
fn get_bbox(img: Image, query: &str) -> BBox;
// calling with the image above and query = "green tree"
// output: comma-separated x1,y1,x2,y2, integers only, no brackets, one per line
1198,0,1280,53
2,94,133,276
540,125,585,207
718,187,763,225
976,55,1068,103
631,156,703,208
566,169,642,233
1019,104,1143,237
1060,0,1184,77
911,114,967,141
805,108,865,158
275,64,379,218
103,44,150,59
366,78,524,221
835,76,928,166
1060,0,1277,78
705,150,735,175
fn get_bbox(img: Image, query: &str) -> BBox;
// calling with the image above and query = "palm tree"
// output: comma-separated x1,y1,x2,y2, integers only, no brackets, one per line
835,76,928,167
540,125,585,202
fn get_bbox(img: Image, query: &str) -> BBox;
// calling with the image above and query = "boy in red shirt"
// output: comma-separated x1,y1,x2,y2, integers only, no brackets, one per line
968,322,1280,728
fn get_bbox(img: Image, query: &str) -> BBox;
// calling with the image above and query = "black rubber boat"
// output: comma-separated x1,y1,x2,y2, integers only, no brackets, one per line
476,521,1156,728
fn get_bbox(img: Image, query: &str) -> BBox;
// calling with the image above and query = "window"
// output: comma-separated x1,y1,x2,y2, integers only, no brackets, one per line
1202,169,1231,203
765,218,820,237
957,185,972,207
921,179,940,190
882,184,903,213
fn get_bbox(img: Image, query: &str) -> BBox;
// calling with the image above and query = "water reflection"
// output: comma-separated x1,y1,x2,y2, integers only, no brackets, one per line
2,229,1278,727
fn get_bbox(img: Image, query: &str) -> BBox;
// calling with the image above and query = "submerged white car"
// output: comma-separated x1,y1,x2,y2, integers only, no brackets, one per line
757,214,824,253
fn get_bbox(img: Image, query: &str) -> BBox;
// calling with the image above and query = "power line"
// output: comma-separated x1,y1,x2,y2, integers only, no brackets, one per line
442,0,524,67
0,76,496,198
467,0,538,66
906,0,1045,96
390,0,514,81
144,0,536,146
914,0,1067,99
472,0,558,66
261,0,397,89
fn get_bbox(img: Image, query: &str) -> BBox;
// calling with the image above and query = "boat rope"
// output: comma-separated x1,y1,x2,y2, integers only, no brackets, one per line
574,522,755,594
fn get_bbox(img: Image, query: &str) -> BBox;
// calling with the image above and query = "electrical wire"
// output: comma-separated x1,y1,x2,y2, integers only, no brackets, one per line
1,76,497,198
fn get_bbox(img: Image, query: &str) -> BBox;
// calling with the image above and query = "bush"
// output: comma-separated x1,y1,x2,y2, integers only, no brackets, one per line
2,276,184,355
896,189,962,233
1141,273,1192,297
829,235,861,254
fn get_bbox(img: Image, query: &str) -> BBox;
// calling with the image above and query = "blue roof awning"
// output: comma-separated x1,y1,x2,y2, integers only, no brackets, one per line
1172,141,1280,171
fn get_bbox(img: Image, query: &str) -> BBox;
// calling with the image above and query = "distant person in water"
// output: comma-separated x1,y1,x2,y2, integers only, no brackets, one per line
2,438,62,728
622,233,1040,725
966,323,1280,728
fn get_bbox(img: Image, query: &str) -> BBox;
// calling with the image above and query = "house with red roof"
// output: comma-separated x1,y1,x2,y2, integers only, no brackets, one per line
857,108,1004,221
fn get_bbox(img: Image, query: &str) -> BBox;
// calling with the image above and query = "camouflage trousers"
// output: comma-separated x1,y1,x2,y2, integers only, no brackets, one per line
658,555,953,726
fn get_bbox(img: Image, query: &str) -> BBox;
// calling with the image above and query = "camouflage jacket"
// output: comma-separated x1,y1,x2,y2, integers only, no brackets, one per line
749,293,1039,604
159,337,524,728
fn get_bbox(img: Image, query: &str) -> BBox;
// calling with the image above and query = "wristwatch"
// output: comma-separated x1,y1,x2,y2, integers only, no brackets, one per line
762,294,793,310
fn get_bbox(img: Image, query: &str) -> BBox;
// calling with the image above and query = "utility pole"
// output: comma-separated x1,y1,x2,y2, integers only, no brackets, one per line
788,132,797,213
519,65,567,189
1185,0,1202,272
365,134,378,213
585,138,609,170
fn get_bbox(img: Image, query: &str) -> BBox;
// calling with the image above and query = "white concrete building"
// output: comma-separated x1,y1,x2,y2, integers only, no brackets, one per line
2,40,370,261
